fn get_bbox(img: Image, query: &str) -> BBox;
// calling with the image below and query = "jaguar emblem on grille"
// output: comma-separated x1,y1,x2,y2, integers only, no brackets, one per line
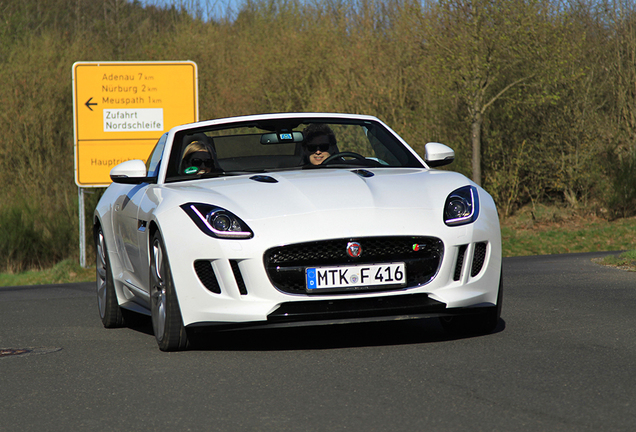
346,241,362,258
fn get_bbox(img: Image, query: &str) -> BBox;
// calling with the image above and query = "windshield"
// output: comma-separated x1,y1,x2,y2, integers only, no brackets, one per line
164,118,423,182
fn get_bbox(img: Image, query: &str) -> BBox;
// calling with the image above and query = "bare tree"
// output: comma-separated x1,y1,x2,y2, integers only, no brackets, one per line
422,0,565,185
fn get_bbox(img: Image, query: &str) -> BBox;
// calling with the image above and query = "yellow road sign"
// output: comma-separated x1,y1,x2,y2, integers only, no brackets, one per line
73,61,198,186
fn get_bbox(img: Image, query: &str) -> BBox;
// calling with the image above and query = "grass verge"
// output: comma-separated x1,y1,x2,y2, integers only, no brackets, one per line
501,213,636,256
0,259,95,287
502,205,636,271
594,250,636,272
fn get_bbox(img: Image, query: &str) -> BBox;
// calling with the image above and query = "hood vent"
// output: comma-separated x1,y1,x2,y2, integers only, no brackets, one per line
351,169,374,178
250,175,278,183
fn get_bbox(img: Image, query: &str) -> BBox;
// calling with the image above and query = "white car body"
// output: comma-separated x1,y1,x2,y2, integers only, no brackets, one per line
94,113,502,351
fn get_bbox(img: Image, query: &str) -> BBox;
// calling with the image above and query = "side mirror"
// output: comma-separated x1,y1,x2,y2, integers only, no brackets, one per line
110,160,148,184
425,142,455,167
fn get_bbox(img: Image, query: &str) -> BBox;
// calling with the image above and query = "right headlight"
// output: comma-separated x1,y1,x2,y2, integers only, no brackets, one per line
444,185,479,226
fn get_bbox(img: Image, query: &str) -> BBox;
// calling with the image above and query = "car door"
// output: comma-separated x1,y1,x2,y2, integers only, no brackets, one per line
133,134,168,291
112,134,167,292
112,184,149,284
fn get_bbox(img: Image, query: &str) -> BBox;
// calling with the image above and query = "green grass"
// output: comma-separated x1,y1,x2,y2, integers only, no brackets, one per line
501,217,636,256
501,204,636,270
596,250,636,271
2,205,635,287
0,259,95,287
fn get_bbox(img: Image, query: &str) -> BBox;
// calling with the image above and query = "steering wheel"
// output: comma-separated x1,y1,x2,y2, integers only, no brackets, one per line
322,152,367,165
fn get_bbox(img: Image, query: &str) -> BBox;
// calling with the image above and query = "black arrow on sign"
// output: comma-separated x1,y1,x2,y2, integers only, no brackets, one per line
85,97,97,111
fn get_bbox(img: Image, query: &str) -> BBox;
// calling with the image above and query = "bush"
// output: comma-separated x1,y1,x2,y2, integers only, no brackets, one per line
606,149,636,219
0,202,75,272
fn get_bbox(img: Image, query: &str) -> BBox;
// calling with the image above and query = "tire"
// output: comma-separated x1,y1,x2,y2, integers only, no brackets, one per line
149,231,190,351
439,270,503,336
95,226,125,328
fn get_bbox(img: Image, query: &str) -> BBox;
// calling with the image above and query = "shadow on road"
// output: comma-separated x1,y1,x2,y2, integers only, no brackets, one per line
124,315,506,351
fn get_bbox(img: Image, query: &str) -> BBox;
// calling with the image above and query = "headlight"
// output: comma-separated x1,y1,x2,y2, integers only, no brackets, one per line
444,186,479,226
181,203,253,239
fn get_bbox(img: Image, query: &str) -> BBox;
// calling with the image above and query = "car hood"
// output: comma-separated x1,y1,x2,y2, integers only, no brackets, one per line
163,168,472,222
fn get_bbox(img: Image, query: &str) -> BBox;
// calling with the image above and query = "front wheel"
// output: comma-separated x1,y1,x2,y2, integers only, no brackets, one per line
149,231,190,351
95,226,124,328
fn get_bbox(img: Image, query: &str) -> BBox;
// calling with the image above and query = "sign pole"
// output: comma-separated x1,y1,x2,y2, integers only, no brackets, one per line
79,187,87,268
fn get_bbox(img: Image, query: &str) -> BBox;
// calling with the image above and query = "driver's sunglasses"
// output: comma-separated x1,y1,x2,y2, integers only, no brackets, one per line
306,144,330,153
189,158,213,168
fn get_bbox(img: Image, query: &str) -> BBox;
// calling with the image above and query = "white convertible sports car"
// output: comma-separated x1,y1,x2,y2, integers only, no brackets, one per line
94,113,502,351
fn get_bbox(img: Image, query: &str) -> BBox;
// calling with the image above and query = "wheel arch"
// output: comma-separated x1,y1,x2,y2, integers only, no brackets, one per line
92,212,128,303
147,220,161,253
92,214,103,248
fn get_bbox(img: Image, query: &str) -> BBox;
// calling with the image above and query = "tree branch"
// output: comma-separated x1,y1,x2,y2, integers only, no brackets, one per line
480,74,535,114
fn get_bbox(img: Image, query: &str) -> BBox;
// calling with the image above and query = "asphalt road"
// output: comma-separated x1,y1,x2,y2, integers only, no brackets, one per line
1,252,635,431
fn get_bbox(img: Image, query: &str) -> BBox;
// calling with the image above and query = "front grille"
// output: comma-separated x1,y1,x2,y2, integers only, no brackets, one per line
264,236,443,294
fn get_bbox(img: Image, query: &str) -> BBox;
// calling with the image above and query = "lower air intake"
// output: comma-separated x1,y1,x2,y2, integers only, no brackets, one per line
471,242,487,277
194,260,221,294
230,260,248,295
454,245,468,281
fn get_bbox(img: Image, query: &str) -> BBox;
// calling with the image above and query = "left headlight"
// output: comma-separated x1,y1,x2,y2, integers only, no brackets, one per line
444,186,479,226
181,203,253,239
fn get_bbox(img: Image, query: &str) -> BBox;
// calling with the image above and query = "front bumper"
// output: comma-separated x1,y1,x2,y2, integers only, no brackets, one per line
158,199,501,327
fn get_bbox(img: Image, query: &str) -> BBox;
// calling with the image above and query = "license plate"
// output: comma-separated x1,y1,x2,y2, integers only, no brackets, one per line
306,262,406,291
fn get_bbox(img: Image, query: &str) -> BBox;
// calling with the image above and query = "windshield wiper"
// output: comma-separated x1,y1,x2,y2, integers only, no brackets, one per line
199,171,241,178
166,171,237,182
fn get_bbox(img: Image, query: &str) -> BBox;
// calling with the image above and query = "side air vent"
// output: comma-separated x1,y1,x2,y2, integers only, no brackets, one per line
453,245,467,281
230,260,248,295
471,242,488,277
194,260,221,294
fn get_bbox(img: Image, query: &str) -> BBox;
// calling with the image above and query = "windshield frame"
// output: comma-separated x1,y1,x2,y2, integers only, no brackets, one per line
161,115,425,184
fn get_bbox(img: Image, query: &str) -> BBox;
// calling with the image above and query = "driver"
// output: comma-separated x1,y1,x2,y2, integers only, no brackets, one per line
302,124,338,165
